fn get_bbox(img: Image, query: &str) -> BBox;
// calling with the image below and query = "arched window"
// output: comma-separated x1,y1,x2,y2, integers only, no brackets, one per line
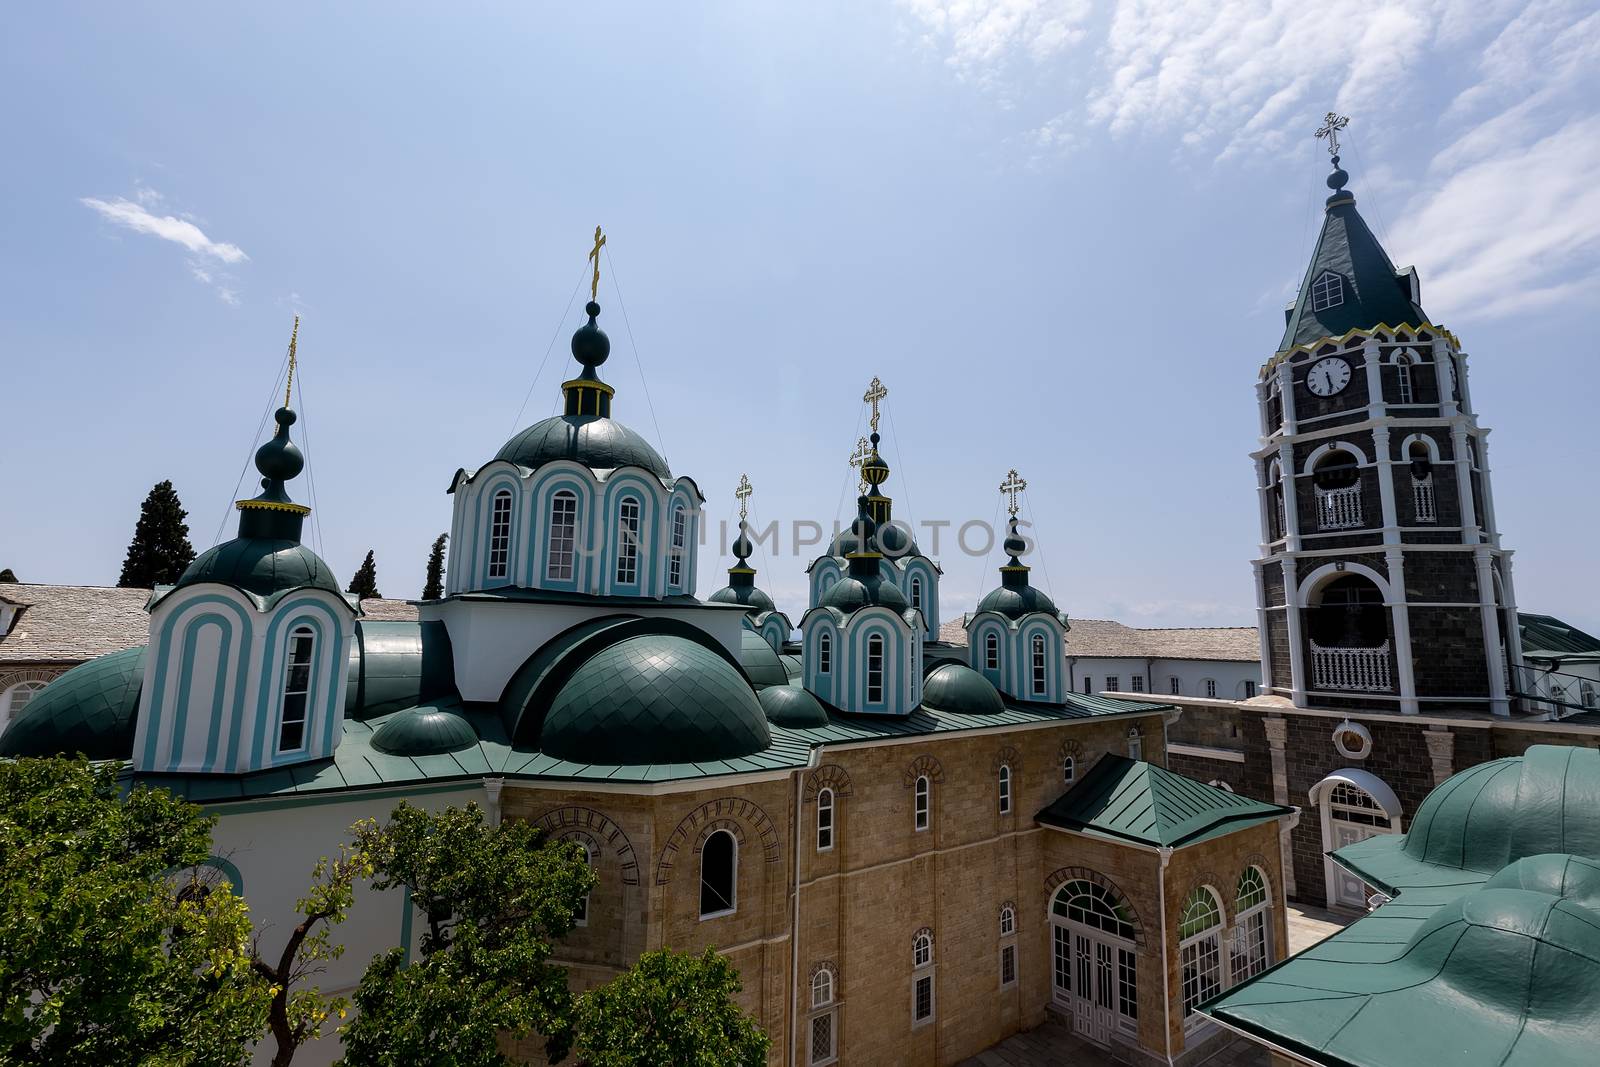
547,490,579,581
1031,633,1048,697
487,488,513,580
0,680,47,730
999,905,1018,987
997,764,1012,814
1231,867,1272,981
866,634,885,704
615,497,641,585
669,503,687,588
910,576,922,611
1179,887,1225,1020
810,965,838,1064
914,775,930,832
818,631,831,674
278,626,315,753
1308,574,1389,651
812,967,834,1009
1409,441,1437,524
983,631,999,671
1312,450,1362,530
1126,726,1143,761
1063,755,1075,784
1000,905,1016,937
571,838,596,927
1394,352,1415,404
699,829,736,918
816,787,834,852
1203,678,1218,698
912,931,935,1025
1050,880,1137,1029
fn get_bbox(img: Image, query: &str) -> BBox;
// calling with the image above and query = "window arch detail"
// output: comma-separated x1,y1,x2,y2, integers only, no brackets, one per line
654,797,779,886
487,487,514,581
1044,867,1143,946
699,828,737,917
533,806,640,885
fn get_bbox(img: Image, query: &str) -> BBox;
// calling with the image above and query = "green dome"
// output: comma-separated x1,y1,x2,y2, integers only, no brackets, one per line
540,634,770,765
975,583,1060,621
495,414,671,481
175,538,342,600
819,572,908,614
922,662,1005,715
709,582,776,613
738,629,788,688
370,704,478,756
0,645,145,760
759,685,830,728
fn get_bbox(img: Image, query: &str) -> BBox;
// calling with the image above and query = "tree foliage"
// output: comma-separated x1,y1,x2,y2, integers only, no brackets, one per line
0,569,16,583
346,550,381,600
572,948,769,1067
0,757,268,1065
421,534,447,601
336,803,595,1067
117,480,197,588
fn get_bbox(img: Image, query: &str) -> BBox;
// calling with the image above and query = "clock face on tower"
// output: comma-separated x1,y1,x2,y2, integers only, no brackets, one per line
1306,357,1352,397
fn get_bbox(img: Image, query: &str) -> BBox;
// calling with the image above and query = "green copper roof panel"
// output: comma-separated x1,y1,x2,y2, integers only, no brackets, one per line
0,644,147,761
1036,754,1290,848
1517,613,1600,657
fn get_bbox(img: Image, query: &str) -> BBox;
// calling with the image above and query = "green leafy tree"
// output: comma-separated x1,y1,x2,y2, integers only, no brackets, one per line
337,803,595,1067
347,550,380,600
117,480,197,587
421,534,447,600
253,845,373,1067
0,757,268,1064
0,569,16,583
573,948,769,1067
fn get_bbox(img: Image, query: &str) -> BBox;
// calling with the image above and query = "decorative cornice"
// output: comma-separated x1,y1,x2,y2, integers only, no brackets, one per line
1260,322,1460,378
235,499,312,516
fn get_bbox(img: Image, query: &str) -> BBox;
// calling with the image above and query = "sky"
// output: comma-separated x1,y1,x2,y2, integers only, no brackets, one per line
2,1,1598,634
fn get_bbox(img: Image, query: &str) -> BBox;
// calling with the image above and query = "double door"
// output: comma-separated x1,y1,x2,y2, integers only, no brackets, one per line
1052,924,1119,1046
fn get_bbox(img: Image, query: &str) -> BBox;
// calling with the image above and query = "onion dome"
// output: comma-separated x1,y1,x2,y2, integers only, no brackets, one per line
493,301,672,480
828,431,920,558
759,684,830,728
921,662,1005,715
974,517,1060,620
174,404,341,600
540,633,771,764
370,704,478,756
0,645,145,760
708,519,776,613
820,496,908,613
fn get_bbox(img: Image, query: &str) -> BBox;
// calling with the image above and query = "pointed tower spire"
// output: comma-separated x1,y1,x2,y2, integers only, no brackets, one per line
235,321,312,542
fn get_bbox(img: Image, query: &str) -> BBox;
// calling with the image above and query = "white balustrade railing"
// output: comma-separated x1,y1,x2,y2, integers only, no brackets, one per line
1310,641,1393,692
1316,485,1363,530
1412,477,1437,523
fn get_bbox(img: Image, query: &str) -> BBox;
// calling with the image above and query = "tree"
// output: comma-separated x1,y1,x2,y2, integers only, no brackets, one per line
347,550,380,599
421,534,447,600
573,949,769,1067
252,846,373,1067
117,480,196,587
337,803,594,1067
0,757,268,1064
0,569,15,583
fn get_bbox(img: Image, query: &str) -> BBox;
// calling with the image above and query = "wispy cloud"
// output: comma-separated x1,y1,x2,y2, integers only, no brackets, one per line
81,189,248,305
897,0,1091,86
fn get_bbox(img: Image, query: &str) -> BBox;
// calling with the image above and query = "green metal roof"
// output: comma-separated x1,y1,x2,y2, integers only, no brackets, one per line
0,644,146,761
773,692,1170,747
369,701,479,756
1206,746,1600,1067
1518,612,1600,659
436,586,746,611
758,685,830,728
738,629,789,689
921,662,1005,715
346,620,457,719
1036,753,1290,848
169,537,344,602
492,413,671,481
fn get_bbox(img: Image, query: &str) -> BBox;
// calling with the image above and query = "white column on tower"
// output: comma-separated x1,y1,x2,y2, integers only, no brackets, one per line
1373,425,1399,543
1475,547,1511,716
1384,548,1418,714
1282,557,1307,706
1451,423,1479,544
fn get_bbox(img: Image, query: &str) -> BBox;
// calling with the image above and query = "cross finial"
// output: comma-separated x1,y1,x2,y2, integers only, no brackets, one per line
735,473,753,520
587,226,607,301
283,315,300,409
863,376,888,434
1316,112,1350,157
1000,468,1027,518
848,436,871,493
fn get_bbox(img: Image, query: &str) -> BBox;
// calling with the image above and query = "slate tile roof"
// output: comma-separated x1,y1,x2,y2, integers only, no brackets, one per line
0,584,150,664
356,598,421,621
939,616,1260,662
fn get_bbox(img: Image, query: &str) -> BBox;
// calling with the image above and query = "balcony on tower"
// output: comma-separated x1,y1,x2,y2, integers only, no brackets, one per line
1305,574,1394,693
1311,450,1363,531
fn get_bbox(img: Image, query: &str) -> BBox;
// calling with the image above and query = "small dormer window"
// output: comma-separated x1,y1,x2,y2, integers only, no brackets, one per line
1310,271,1344,312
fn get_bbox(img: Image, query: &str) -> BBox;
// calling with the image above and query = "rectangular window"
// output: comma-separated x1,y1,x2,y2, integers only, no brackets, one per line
1169,676,1182,695
1105,676,1118,693
810,1011,835,1065
1205,679,1217,698
615,499,640,585
913,974,933,1024
998,769,1011,814
1230,909,1270,982
817,794,833,851
867,637,884,704
1244,680,1257,698
487,492,512,580
1000,943,1017,987
1180,934,1222,1019
984,636,999,670
547,493,578,581
818,635,831,674
1118,948,1138,1021
1130,675,1145,693
669,507,686,587
1031,640,1047,696
1082,676,1092,695
1053,925,1071,996
278,630,314,752
1413,476,1437,523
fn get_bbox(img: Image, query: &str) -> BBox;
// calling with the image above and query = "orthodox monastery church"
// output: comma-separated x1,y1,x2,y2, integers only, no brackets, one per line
7,141,1599,1067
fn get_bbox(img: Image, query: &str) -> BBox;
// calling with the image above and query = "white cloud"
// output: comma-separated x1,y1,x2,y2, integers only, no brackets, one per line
897,0,1091,83
81,195,247,263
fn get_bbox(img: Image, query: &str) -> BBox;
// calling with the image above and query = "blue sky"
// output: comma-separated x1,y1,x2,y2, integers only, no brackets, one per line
3,2,1597,633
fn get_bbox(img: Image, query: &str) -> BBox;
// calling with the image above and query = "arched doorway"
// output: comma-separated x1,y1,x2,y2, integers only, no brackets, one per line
1306,573,1393,693
1309,771,1402,910
1049,879,1138,1045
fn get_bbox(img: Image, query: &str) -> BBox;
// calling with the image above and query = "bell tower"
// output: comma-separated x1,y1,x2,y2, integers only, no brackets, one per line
1252,123,1524,716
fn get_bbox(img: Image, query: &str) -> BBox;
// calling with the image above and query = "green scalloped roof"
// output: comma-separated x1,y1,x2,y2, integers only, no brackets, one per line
758,685,829,728
0,645,146,761
921,662,1004,715
494,414,671,480
1037,753,1289,848
738,629,789,689
974,583,1061,622
172,537,343,601
369,702,478,756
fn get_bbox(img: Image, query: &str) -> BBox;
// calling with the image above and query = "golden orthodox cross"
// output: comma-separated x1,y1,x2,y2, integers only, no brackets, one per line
863,376,888,434
1000,468,1027,517
283,315,299,409
735,473,752,520
587,226,607,301
848,436,871,493
1316,112,1350,157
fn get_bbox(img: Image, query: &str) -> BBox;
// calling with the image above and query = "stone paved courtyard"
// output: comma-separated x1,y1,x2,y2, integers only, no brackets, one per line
960,904,1350,1066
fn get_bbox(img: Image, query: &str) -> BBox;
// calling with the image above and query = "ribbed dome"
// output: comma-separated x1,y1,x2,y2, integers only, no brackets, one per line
175,538,342,600
370,705,478,756
738,629,789,688
975,583,1059,621
540,634,770,765
922,662,1005,715
819,572,908,614
759,685,830,728
495,415,670,481
0,645,144,760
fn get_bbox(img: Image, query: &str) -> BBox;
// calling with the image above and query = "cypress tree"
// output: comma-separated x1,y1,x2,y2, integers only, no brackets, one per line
348,550,381,599
421,534,447,600
117,481,197,588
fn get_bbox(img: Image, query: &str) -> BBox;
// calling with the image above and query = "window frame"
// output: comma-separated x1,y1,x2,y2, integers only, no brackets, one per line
818,630,831,674
1310,270,1344,312
910,576,922,611
984,631,1000,671
809,967,838,1067
914,775,930,832
1231,867,1272,983
1106,675,1119,693
571,837,596,927
1030,633,1047,696
866,633,885,704
1204,678,1218,699
816,787,835,852
1127,726,1143,761
669,503,687,588
1178,886,1225,1024
698,829,738,920
487,488,513,581
911,932,935,1027
1063,755,1075,784
546,489,580,582
997,764,1012,815
277,625,316,754
614,496,641,585
1395,353,1415,404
